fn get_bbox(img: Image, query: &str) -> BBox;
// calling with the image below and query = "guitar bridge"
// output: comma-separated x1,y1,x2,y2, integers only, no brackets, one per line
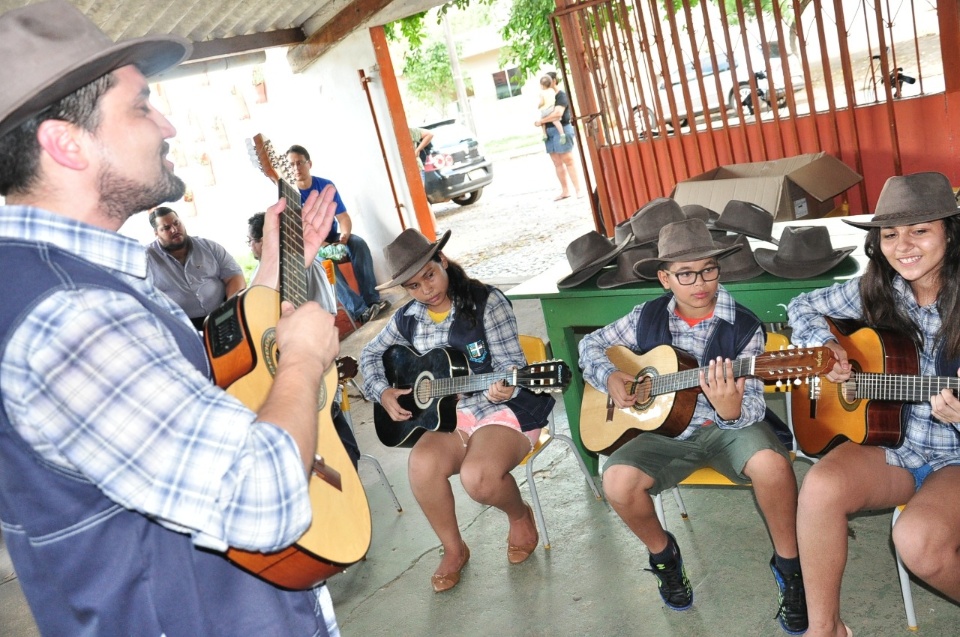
312,455,343,491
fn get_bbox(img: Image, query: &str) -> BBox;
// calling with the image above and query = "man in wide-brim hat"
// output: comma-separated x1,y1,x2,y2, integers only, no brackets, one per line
0,2,345,634
578,216,809,633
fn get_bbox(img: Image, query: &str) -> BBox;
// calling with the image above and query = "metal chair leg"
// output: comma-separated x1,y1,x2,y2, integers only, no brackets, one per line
360,454,402,512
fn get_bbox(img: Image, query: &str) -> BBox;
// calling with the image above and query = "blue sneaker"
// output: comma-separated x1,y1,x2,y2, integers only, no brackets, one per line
770,556,808,634
645,533,693,611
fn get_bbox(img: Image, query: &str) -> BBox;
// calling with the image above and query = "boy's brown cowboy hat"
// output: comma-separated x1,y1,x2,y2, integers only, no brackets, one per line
0,0,190,139
629,197,686,246
843,172,960,229
754,226,855,279
557,230,633,289
376,228,452,290
714,234,764,282
596,245,659,288
633,218,741,276
713,200,780,245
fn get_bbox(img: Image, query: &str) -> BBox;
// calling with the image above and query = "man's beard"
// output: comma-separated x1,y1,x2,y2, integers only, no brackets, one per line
97,163,186,224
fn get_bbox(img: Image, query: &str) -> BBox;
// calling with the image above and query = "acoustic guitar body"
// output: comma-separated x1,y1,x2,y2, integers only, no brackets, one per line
792,318,914,456
580,345,698,456
207,285,372,589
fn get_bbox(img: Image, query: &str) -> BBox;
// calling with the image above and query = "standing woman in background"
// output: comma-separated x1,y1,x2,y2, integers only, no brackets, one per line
535,71,582,201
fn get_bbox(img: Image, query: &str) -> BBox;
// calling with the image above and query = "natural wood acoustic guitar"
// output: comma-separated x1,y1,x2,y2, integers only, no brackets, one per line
202,133,371,589
580,344,834,456
790,317,957,456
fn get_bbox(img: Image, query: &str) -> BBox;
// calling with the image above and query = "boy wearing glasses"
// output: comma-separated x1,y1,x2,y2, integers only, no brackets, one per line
579,218,807,635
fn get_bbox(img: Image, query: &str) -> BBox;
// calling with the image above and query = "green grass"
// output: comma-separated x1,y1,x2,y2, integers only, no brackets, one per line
484,133,543,154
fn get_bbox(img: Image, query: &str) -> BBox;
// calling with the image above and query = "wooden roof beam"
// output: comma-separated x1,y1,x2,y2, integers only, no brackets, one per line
286,0,394,73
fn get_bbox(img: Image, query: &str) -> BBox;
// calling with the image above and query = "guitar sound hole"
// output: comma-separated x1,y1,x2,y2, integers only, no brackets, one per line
630,376,653,407
416,378,432,403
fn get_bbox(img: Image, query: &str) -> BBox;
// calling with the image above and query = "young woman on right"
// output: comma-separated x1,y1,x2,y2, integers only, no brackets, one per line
787,172,960,637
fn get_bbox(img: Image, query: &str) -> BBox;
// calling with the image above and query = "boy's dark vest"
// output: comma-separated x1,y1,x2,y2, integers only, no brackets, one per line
395,286,554,431
0,241,327,637
635,294,792,444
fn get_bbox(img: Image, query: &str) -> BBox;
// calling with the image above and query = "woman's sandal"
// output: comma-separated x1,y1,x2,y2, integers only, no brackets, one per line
507,503,539,564
431,542,470,593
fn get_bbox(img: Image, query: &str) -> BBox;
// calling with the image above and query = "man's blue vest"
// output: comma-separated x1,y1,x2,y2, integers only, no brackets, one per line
0,240,327,636
395,286,554,432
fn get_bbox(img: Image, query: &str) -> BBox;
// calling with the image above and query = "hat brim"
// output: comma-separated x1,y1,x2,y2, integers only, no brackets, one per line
0,36,191,139
842,207,960,229
596,246,658,288
753,246,856,279
557,234,633,289
632,244,741,275
375,229,452,290
714,234,764,282
711,220,778,245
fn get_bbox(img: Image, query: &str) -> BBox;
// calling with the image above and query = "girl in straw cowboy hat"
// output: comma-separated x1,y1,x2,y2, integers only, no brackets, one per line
579,218,808,635
359,229,553,592
788,171,960,637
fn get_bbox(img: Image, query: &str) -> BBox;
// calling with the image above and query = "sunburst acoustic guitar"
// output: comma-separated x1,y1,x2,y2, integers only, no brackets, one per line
202,133,371,590
791,317,959,456
580,344,834,456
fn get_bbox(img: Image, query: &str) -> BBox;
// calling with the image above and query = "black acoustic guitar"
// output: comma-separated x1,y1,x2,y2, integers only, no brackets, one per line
374,344,571,448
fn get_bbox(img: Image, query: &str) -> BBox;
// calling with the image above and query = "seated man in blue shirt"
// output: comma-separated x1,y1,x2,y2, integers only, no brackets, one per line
287,144,389,325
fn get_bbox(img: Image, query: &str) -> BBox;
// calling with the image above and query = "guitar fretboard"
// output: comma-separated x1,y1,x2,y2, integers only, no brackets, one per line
851,373,960,402
426,370,517,398
277,179,309,308
648,358,756,396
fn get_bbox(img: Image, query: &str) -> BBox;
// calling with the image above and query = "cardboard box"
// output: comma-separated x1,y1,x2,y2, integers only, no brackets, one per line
671,153,862,221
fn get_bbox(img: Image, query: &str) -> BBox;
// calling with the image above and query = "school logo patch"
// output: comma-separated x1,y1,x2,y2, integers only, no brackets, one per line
466,339,488,364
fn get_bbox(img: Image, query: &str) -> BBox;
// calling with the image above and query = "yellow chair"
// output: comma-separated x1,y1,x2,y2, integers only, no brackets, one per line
518,335,603,550
653,331,797,527
320,258,359,332
891,504,919,630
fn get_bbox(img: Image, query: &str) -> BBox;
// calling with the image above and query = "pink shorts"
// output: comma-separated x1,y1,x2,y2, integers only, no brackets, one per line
456,409,542,451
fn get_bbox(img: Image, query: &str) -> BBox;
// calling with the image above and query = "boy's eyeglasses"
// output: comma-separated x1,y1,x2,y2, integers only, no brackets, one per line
667,266,720,285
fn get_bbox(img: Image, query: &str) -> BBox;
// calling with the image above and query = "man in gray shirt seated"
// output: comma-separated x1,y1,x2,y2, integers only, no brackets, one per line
146,206,246,331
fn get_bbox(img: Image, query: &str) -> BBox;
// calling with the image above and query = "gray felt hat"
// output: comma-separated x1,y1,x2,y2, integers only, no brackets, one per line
634,218,741,275
715,234,764,282
629,198,686,246
843,172,960,229
376,228,452,289
754,225,855,279
713,200,779,245
596,245,659,288
557,231,633,289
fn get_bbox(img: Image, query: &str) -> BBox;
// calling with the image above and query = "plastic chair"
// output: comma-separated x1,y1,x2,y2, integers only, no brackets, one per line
654,331,797,527
338,370,402,513
891,505,919,630
518,334,603,550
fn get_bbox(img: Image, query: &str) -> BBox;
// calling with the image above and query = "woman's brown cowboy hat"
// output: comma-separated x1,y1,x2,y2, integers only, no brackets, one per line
633,218,741,276
754,226,856,279
376,229,452,290
713,200,780,245
843,172,960,229
0,0,190,139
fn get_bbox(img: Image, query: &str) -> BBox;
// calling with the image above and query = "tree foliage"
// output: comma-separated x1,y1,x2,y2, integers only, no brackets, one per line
402,41,462,115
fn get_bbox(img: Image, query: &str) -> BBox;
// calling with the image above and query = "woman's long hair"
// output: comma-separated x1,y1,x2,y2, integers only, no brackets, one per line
859,216,960,360
435,253,486,328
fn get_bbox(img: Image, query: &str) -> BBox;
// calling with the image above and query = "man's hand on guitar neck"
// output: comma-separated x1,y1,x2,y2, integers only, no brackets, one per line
252,185,339,289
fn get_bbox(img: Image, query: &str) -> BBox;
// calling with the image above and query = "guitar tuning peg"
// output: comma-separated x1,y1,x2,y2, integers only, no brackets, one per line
775,379,783,388
794,378,802,386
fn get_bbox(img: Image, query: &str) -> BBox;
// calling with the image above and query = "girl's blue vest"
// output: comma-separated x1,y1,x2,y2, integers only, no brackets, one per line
0,241,327,636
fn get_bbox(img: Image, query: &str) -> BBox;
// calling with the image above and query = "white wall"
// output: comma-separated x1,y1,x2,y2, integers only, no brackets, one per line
122,34,413,282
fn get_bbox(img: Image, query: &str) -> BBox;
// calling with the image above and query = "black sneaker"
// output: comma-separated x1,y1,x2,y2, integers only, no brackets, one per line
375,299,392,313
644,533,693,611
359,304,380,324
770,557,808,635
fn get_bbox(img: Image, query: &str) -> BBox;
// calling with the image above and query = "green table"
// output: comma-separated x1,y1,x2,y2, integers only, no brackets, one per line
507,217,866,474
